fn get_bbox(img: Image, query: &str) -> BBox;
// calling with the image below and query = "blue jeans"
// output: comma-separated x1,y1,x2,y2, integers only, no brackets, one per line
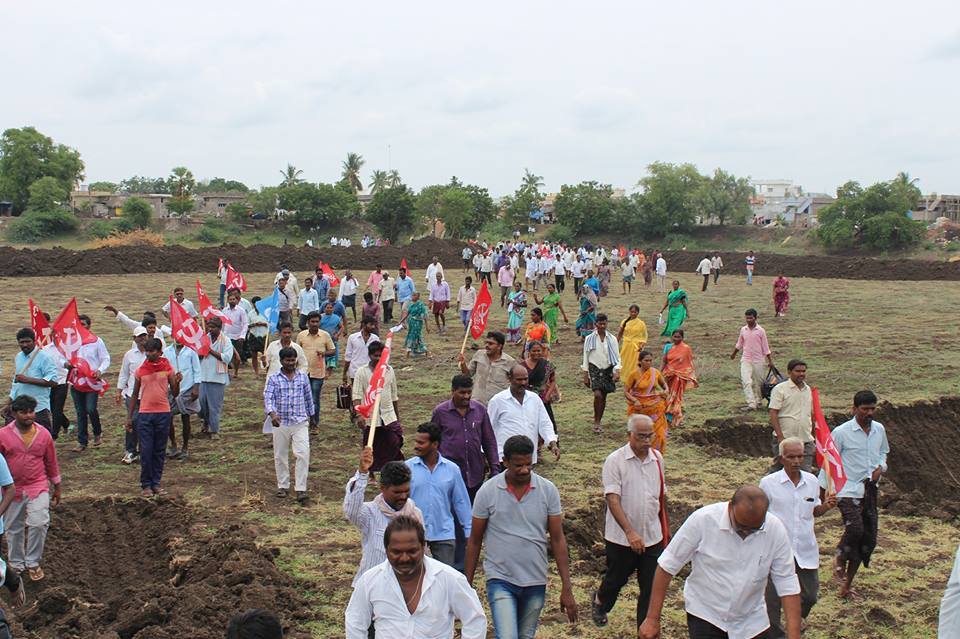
309,377,324,424
71,388,102,447
486,579,546,639
746,269,753,285
138,412,172,489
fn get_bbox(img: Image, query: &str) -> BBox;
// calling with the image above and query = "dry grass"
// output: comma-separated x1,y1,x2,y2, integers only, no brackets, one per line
0,268,956,638
91,229,166,247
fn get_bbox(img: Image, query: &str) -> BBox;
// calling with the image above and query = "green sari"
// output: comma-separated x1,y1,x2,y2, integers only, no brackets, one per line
404,300,428,354
660,288,688,336
541,292,561,343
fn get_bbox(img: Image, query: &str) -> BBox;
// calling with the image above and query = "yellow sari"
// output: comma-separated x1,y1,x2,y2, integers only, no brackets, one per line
619,317,648,383
625,366,669,452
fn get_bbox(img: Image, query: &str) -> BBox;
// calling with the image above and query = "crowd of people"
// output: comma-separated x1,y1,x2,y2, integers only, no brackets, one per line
3,236,957,639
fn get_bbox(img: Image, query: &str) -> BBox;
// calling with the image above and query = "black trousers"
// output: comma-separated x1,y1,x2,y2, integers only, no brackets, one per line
382,300,394,322
50,383,70,439
595,540,663,626
573,277,583,295
555,274,565,292
702,274,710,291
687,614,768,639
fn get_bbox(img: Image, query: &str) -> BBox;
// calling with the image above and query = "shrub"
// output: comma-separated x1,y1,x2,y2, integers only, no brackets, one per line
88,219,117,239
478,218,511,241
193,226,224,243
6,209,79,242
544,223,574,244
122,196,153,229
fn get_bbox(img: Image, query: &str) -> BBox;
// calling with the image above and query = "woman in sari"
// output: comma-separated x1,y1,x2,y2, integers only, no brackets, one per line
661,329,697,428
642,254,653,288
319,302,343,369
659,280,689,337
625,350,669,452
617,304,648,383
534,283,567,345
597,259,612,297
773,272,790,317
521,308,552,353
523,340,560,430
506,281,527,344
576,285,598,340
400,292,428,356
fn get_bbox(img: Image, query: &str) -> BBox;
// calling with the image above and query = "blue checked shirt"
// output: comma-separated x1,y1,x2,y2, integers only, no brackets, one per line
263,369,314,426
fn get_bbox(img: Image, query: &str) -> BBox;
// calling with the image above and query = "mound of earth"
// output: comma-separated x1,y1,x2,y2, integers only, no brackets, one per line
0,237,465,277
11,498,311,639
679,397,960,520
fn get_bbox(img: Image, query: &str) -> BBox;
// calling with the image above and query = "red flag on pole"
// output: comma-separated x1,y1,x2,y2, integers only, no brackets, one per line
225,263,247,291
356,334,393,419
170,296,211,356
320,261,340,287
52,298,97,361
67,357,109,395
469,280,493,340
29,299,52,348
196,281,233,324
812,388,846,494
400,258,408,271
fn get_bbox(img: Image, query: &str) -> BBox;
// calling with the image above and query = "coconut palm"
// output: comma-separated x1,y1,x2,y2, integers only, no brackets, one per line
370,170,389,194
522,168,544,193
341,152,365,192
894,171,918,188
387,170,402,188
280,164,304,187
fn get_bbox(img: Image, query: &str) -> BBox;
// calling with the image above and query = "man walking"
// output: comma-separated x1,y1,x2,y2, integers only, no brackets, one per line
497,259,515,307
342,316,380,395
710,253,723,284
428,272,451,335
425,256,445,286
769,359,814,471
456,276,478,334
730,309,774,412
265,347,314,504
591,415,668,630
621,257,636,294
9,328,58,433
465,434,579,638
487,365,559,464
262,322,308,378
823,390,889,600
297,277,320,330
696,255,712,292
582,313,621,434
655,253,667,292
126,338,179,497
161,287,198,319
222,288,249,378
198,317,234,441
639,486,802,639
163,338,202,460
353,341,403,471
0,394,61,582
760,438,837,638
745,250,756,285
69,314,111,452
457,331,514,405
117,326,148,464
396,267,417,322
40,319,70,439
405,422,473,566
296,313,336,430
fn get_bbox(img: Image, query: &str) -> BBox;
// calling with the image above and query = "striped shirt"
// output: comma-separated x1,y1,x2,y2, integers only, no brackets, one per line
263,370,314,426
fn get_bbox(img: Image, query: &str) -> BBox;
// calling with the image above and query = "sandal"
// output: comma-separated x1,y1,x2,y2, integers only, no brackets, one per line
72,446,87,453
141,488,154,498
152,487,166,496
27,567,44,582
593,424,604,434
276,488,288,498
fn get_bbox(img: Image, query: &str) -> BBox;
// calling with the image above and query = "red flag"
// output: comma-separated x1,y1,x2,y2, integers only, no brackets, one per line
469,280,493,340
356,334,393,419
196,280,232,324
169,296,211,356
320,261,340,287
52,298,97,361
619,244,626,256
400,257,408,271
812,388,846,494
67,357,109,395
29,299,52,348
225,263,247,291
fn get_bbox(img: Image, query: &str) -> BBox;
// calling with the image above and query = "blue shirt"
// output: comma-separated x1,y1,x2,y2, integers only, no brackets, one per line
199,335,234,385
10,348,58,412
405,455,473,542
819,417,889,499
263,370,314,426
313,276,330,301
584,277,600,296
163,345,202,393
0,454,11,534
396,277,416,303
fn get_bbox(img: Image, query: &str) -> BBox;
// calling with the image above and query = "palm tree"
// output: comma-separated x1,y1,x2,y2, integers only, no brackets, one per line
894,171,919,188
387,170,402,188
522,168,544,193
280,164,304,188
341,152,365,192
370,170,389,195
168,166,196,198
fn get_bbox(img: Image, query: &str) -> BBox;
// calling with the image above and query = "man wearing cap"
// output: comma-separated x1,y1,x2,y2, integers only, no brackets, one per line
117,326,149,464
274,267,300,311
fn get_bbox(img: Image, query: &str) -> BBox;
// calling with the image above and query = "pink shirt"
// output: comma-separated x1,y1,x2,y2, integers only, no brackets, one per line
367,271,384,291
735,325,771,363
0,423,61,501
498,266,515,287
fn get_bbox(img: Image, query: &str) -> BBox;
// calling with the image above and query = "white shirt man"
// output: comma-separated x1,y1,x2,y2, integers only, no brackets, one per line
697,257,712,276
525,255,539,281
426,260,445,284
486,388,557,463
655,256,667,277
344,330,380,380
77,336,111,376
570,259,586,279
161,297,198,318
221,302,249,341
298,286,320,316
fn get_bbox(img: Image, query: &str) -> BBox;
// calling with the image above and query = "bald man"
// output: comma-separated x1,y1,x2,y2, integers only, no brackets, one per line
639,485,802,639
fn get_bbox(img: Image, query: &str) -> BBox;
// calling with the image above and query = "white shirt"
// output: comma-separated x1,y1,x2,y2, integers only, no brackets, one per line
656,257,667,276
344,331,380,378
941,544,960,638
658,502,800,639
759,470,821,569
602,445,665,547
78,337,111,375
162,298,198,318
221,304,249,340
553,259,565,275
570,261,586,278
117,347,146,398
263,340,307,379
41,344,68,385
697,258,713,276
345,557,487,639
525,256,539,278
711,256,724,269
457,286,477,311
480,255,494,272
340,277,359,297
425,262,445,283
298,288,320,315
486,388,557,463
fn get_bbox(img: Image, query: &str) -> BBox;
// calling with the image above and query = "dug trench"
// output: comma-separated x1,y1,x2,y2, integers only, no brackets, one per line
676,396,960,520
6,497,312,639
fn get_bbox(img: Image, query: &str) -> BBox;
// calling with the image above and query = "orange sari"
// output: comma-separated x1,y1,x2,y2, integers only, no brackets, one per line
625,366,669,452
661,342,697,427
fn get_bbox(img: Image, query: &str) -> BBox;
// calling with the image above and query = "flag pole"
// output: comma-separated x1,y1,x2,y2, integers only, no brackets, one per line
825,449,834,495
364,389,383,449
460,318,472,355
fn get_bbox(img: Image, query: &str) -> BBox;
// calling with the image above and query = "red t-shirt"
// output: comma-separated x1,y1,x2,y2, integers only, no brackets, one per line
135,359,174,413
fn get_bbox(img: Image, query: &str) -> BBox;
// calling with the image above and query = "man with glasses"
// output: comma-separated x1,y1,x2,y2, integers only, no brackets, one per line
639,485,802,639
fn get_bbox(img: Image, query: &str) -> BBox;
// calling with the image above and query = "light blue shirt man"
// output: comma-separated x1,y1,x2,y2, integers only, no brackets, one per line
819,416,889,499
163,344,202,393
396,276,416,303
405,454,473,542
199,335,234,385
10,348,58,412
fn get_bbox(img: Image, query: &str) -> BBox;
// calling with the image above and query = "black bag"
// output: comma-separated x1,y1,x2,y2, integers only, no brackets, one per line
760,366,786,404
336,383,353,410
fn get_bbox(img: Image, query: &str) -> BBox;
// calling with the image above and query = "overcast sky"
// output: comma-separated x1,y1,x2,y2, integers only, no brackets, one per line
4,1,958,196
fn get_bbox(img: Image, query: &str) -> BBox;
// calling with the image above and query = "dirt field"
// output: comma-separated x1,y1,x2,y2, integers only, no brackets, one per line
0,264,956,638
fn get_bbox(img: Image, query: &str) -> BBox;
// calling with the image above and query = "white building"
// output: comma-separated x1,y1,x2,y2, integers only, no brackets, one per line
751,179,802,200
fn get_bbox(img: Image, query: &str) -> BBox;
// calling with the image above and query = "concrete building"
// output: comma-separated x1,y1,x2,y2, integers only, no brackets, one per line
751,179,802,200
911,194,960,223
70,189,248,219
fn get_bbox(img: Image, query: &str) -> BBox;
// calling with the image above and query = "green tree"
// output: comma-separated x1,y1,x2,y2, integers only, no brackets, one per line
366,184,417,243
387,170,402,188
226,202,250,223
280,164,304,187
553,181,615,235
437,188,475,238
460,184,495,236
416,185,447,236
448,175,464,188
637,162,705,237
369,170,389,195
249,187,279,216
88,181,118,193
341,152,365,193
502,189,539,229
27,176,69,212
280,182,356,228
196,177,248,193
122,196,153,229
118,176,169,193
521,168,544,194
166,166,196,217
694,168,753,226
0,126,84,214
817,174,923,250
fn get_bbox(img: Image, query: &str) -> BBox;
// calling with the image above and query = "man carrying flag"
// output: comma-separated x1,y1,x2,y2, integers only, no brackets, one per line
198,317,234,441
61,312,110,452
8,328,58,432
819,390,888,600
164,299,203,460
353,338,403,472
225,263,248,292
